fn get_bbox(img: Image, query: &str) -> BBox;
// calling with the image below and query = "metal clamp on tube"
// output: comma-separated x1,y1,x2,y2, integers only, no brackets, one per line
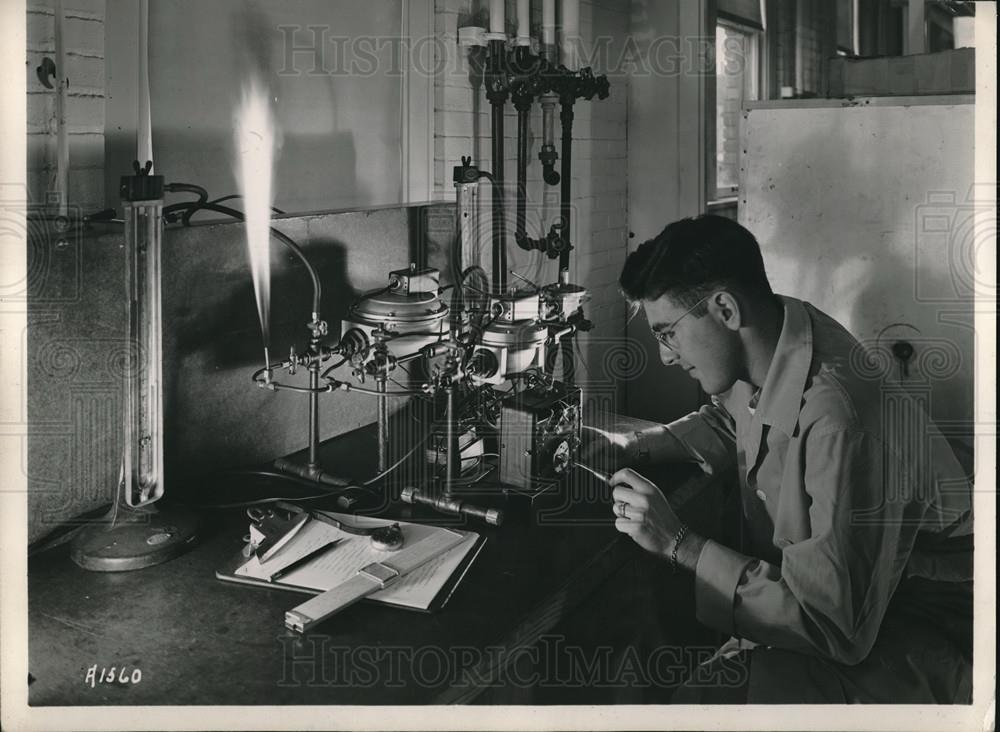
401,486,504,526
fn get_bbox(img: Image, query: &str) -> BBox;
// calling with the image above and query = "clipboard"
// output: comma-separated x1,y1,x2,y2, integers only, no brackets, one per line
215,511,485,614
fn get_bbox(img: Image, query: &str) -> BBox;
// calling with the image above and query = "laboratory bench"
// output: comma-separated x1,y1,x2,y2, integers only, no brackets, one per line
27,425,727,706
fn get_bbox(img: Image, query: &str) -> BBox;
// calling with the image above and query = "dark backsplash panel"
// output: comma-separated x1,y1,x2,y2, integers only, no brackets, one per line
27,203,456,542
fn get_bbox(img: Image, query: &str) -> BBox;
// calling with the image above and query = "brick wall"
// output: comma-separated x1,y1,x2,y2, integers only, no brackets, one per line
431,0,630,402
771,0,837,97
26,0,105,211
773,0,795,94
717,25,746,192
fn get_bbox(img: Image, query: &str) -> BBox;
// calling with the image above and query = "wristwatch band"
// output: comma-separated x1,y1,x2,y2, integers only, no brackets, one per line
626,430,650,466
284,528,465,632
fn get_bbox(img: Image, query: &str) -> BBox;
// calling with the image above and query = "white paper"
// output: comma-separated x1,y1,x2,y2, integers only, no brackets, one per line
236,512,479,609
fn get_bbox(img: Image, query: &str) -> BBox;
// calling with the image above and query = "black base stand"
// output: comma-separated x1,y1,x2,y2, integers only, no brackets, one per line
70,503,200,572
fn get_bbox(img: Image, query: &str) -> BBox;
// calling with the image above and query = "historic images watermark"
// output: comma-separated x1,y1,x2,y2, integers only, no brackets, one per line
0,192,83,306
277,634,747,692
275,26,718,80
912,186,996,306
844,186,995,524
1,193,105,527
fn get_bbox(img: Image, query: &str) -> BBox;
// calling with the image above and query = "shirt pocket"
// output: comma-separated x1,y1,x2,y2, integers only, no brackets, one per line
772,435,812,547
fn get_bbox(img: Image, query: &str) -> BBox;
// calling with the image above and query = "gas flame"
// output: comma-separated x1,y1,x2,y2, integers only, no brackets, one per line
234,75,276,359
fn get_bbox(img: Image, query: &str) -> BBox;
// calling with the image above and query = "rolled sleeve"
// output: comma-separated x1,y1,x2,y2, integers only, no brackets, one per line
666,397,737,475
692,427,924,665
694,539,756,636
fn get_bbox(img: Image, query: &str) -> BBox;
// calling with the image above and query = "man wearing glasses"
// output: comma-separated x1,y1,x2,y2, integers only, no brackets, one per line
609,215,973,703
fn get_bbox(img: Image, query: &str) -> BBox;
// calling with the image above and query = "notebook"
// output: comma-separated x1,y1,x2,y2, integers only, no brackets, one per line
215,510,484,612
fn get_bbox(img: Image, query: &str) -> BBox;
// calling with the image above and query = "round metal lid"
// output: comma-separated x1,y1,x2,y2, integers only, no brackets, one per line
350,291,448,324
480,320,548,346
542,283,587,295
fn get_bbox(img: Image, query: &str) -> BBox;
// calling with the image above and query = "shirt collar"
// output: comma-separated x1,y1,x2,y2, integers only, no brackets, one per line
752,296,813,436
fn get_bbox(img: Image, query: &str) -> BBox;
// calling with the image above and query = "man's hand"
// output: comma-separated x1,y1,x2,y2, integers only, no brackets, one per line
609,468,685,559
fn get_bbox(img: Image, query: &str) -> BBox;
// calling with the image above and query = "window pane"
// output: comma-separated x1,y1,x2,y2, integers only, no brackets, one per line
837,0,855,53
717,0,764,30
716,25,754,193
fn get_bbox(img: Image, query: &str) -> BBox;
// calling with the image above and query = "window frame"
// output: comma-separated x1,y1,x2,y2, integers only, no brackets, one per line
708,16,767,206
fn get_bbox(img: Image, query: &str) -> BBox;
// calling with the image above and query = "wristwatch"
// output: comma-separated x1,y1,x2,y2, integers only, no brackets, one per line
626,430,650,466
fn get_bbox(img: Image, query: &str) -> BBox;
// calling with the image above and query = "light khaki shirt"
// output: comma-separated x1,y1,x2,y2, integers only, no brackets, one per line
667,296,973,665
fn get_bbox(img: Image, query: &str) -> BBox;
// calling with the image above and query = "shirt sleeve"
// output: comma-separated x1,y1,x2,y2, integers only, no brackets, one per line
664,396,738,476
694,426,921,665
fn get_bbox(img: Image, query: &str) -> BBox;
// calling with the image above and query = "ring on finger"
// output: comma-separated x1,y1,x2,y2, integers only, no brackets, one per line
616,501,629,518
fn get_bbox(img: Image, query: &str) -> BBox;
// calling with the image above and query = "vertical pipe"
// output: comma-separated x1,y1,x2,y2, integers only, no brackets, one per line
794,0,805,94
376,375,388,473
515,103,530,239
558,93,576,382
542,0,555,46
560,0,580,68
851,0,860,55
491,101,507,292
542,96,556,146
137,0,153,167
444,385,460,487
539,94,559,185
516,0,531,45
308,362,320,469
53,0,68,217
490,0,505,33
488,38,508,294
558,100,574,274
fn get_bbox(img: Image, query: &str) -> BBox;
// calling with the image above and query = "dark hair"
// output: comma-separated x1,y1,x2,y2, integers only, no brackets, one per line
619,215,772,311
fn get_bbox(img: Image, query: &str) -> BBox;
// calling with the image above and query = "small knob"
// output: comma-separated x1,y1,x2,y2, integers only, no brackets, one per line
891,341,914,363
891,341,915,378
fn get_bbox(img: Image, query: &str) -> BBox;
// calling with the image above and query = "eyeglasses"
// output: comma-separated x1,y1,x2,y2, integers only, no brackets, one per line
650,294,713,351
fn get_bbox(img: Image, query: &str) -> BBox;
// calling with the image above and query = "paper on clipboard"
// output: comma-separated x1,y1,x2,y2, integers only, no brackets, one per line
236,512,479,610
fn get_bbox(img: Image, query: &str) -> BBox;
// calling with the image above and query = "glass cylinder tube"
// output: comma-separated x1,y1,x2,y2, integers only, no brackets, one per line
122,198,164,506
542,96,556,148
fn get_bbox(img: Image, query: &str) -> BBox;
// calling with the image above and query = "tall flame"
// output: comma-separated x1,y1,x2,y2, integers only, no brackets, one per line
234,76,276,360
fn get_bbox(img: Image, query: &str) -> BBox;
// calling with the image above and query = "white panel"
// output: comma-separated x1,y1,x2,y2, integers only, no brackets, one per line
403,0,433,203
740,98,979,445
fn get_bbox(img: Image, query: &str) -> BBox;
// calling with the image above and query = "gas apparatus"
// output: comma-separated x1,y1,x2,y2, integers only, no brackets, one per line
499,381,582,494
57,1,613,582
208,0,610,523
243,0,609,523
249,258,587,519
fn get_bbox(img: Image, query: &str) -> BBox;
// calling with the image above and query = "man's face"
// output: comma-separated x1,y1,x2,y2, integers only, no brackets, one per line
643,293,743,395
